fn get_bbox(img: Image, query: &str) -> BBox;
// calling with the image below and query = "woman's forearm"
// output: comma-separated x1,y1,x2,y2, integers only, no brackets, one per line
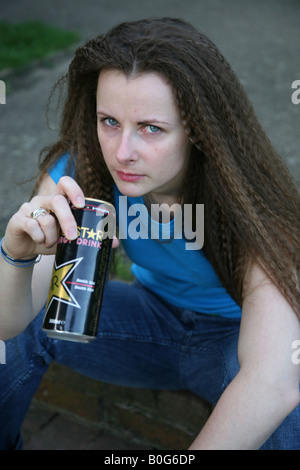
0,241,54,340
0,258,35,340
189,369,299,450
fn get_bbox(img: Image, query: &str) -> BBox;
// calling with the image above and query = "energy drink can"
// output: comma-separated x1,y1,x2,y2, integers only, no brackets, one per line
42,198,116,343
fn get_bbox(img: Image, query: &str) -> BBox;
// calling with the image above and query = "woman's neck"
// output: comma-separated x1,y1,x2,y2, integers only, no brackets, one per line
143,191,183,222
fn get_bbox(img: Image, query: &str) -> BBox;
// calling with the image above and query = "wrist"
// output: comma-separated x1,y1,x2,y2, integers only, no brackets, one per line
0,237,41,267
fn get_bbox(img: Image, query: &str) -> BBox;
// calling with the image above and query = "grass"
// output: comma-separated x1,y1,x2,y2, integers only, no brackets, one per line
0,20,80,71
114,250,134,282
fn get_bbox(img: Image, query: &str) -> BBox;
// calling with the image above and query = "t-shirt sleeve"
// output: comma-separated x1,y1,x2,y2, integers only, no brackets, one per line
48,153,74,183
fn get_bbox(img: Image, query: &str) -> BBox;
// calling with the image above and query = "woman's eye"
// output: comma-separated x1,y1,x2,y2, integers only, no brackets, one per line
102,117,118,127
144,125,161,134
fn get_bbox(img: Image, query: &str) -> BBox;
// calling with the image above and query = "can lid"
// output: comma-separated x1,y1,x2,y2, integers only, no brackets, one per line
71,198,116,215
84,197,115,209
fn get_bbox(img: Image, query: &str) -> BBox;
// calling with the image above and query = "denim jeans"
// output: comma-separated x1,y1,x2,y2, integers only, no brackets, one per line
0,280,299,449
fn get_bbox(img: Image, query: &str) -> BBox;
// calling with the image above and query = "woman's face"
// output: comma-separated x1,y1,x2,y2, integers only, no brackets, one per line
96,69,191,204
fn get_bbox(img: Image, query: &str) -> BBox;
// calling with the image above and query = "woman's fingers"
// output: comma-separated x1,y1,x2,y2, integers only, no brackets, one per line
4,176,119,261
42,177,85,240
4,203,58,259
41,193,78,241
55,176,85,208
29,177,84,242
3,177,84,260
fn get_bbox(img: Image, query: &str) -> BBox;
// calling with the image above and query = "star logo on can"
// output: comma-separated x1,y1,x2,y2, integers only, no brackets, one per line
45,257,83,313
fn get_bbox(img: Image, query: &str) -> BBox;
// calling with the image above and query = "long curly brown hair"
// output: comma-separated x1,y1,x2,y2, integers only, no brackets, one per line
34,18,300,315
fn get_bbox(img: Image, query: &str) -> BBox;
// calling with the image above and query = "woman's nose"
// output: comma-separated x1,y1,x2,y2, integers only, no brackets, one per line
115,131,138,164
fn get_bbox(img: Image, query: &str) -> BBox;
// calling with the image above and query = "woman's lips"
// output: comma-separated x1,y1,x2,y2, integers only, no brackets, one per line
116,170,145,182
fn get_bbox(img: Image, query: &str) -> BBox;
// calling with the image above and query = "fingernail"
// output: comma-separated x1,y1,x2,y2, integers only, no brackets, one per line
68,228,77,240
76,197,85,207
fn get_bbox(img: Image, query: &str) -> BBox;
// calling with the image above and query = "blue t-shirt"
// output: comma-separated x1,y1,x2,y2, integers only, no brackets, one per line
48,154,241,319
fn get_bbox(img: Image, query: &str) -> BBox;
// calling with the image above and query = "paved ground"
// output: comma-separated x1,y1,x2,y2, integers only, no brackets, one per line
22,400,151,450
1,0,299,450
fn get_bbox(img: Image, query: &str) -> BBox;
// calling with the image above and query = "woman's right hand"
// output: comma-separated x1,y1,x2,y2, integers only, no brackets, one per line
2,176,85,262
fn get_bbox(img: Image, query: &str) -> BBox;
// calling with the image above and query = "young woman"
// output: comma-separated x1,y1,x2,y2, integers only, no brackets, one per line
0,18,299,450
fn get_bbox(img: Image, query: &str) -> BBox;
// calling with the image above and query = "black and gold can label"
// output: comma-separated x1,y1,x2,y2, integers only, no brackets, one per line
42,198,116,343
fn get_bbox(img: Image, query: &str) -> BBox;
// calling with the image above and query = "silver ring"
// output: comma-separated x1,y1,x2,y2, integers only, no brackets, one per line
30,208,51,219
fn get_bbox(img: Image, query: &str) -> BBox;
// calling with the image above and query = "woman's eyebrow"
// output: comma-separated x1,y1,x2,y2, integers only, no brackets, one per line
96,110,112,115
137,118,170,126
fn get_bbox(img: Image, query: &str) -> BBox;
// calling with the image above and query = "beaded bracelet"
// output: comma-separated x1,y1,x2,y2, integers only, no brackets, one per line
0,237,41,268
